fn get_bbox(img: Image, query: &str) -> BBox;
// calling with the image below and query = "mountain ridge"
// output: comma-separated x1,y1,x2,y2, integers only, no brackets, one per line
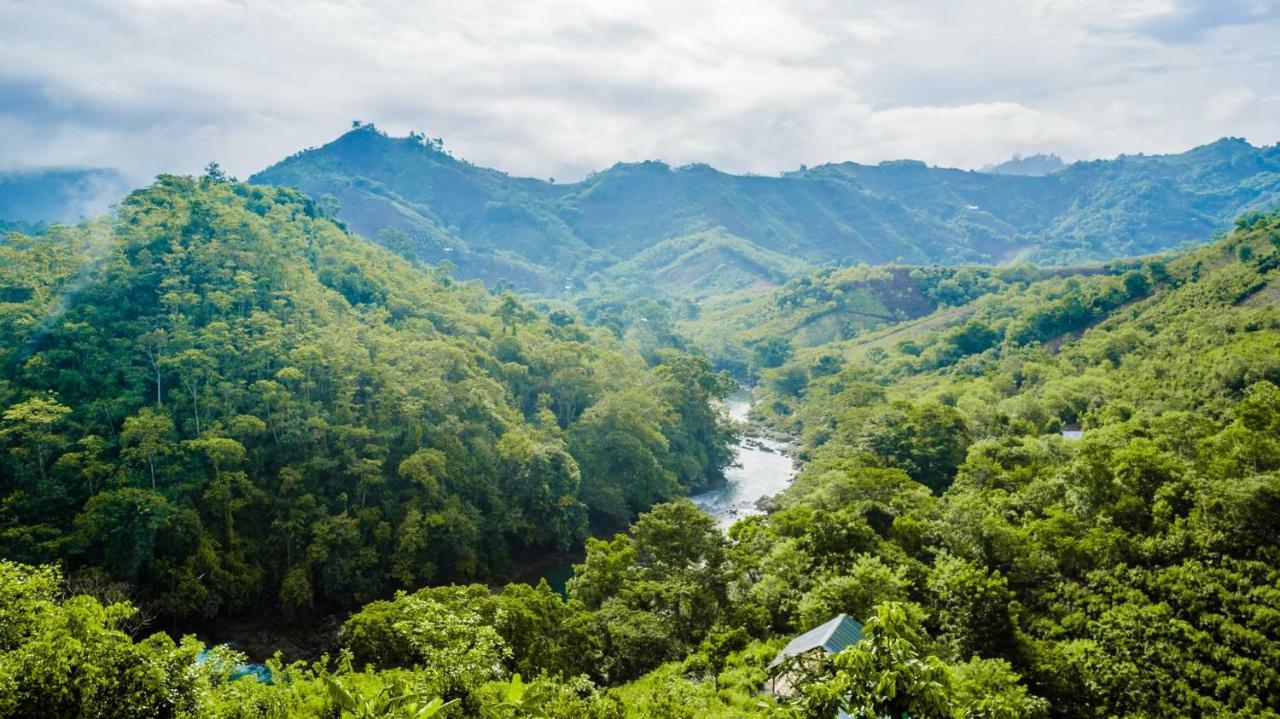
250,128,1280,294
980,152,1066,176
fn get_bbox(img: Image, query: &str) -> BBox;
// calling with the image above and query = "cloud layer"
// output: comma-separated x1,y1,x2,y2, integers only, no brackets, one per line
1,0,1278,183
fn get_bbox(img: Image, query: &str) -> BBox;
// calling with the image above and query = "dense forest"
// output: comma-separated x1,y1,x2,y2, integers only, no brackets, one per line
251,125,1280,293
7,0,1280,713
0,174,736,625
2,166,1277,717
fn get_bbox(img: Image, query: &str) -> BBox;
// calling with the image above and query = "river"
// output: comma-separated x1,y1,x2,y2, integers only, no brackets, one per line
689,389,796,529
520,388,795,592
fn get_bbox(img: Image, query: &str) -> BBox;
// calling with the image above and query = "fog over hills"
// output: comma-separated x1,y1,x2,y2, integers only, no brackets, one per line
0,168,131,228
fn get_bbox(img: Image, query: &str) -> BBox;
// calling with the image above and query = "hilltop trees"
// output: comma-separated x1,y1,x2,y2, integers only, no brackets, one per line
0,177,737,620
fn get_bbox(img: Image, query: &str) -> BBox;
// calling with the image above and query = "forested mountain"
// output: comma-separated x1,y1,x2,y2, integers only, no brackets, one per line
0,175,736,623
0,167,130,226
750,209,1280,434
4,204,1277,718
4,1,1279,714
252,125,1280,293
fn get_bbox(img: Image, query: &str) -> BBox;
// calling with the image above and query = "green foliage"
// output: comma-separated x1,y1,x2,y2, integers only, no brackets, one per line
476,674,623,719
841,402,971,494
323,673,456,719
791,603,952,719
0,176,736,621
797,556,908,629
925,554,1017,661
949,657,1048,719
0,560,207,719
755,213,1280,718
5,166,1280,719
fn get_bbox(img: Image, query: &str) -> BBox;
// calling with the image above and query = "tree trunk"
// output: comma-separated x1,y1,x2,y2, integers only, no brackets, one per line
189,386,201,435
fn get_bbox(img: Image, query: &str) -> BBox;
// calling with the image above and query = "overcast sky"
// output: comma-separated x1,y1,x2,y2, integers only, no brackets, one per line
2,0,1279,183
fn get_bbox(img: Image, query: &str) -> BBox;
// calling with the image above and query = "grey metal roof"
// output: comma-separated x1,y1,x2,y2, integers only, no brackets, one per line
768,613,865,669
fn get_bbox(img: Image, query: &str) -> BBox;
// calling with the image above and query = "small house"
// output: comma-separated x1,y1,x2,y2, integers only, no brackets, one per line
766,613,864,697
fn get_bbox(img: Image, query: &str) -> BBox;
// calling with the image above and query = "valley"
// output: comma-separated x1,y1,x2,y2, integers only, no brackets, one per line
5,4,1280,716
2,137,1279,719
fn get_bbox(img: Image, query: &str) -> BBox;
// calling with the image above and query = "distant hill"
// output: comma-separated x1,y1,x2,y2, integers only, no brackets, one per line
0,167,130,224
602,228,812,300
679,260,1112,377
251,126,1280,292
980,153,1066,176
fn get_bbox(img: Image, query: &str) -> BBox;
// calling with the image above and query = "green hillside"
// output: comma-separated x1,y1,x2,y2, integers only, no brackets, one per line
602,228,811,300
682,262,1117,379
0,175,736,623
252,126,1280,293
4,204,1277,717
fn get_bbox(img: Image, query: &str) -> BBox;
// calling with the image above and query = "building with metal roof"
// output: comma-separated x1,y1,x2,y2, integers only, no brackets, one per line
769,613,864,670
766,613,865,698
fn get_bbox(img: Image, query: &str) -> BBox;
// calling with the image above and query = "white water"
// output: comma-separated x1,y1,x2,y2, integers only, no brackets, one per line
523,389,796,592
691,390,796,529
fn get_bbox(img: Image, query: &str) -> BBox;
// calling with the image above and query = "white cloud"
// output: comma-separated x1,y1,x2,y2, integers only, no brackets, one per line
0,0,1277,183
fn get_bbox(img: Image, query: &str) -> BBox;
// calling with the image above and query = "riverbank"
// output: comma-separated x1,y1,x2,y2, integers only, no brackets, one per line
170,612,343,664
692,388,797,528
184,389,798,656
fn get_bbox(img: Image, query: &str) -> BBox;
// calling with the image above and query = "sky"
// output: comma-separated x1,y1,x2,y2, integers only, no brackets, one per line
1,0,1279,183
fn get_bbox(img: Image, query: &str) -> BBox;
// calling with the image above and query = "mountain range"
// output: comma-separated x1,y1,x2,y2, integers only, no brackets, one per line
250,127,1280,294
3,129,1279,296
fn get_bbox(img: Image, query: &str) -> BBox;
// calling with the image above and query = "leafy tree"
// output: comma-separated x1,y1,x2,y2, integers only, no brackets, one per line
949,657,1048,719
751,337,793,375
791,603,952,719
567,534,637,610
1,394,73,487
797,555,908,629
120,407,176,489
925,554,1017,661
0,560,207,719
